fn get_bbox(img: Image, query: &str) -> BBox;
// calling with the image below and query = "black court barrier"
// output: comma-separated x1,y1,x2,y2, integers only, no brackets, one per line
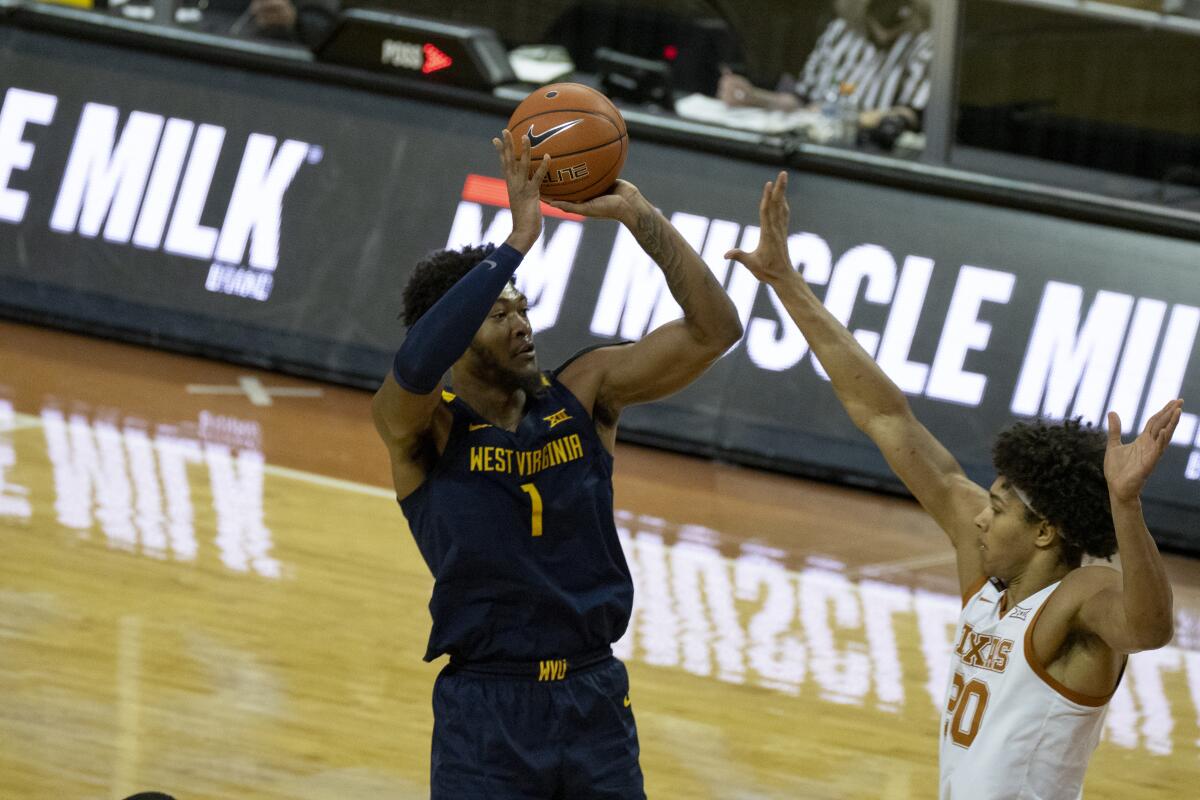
3,21,1200,551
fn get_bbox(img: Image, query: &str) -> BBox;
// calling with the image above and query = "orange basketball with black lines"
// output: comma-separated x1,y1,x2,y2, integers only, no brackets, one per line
507,83,628,203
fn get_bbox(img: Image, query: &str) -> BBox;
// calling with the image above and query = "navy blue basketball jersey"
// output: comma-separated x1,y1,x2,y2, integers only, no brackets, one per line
400,369,634,663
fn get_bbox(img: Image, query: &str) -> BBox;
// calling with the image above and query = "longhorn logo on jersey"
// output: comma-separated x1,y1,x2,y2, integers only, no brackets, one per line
953,623,1014,673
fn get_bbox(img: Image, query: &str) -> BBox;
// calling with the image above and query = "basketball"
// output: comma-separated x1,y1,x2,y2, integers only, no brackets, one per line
507,82,628,203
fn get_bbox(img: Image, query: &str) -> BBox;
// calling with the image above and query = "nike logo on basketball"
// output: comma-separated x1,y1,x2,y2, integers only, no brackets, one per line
527,119,582,147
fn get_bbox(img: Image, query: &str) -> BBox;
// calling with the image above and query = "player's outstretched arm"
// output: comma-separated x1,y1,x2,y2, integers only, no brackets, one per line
727,171,987,593
547,181,743,414
1074,401,1180,653
373,131,549,498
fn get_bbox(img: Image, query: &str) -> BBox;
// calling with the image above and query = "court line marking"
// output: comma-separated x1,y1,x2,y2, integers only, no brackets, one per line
12,408,957,588
114,615,142,792
8,412,952,568
264,464,396,500
1,413,45,434
185,376,324,406
846,550,958,578
8,411,397,500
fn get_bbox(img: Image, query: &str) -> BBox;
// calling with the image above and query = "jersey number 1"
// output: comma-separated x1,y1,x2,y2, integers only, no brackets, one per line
520,483,543,537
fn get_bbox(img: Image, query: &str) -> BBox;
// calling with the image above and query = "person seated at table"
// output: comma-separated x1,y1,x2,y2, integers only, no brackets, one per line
717,0,931,139
211,0,339,47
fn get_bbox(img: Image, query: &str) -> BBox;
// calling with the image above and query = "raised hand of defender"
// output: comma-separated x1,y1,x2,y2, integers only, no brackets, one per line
724,171,793,285
1105,400,1183,502
493,129,550,250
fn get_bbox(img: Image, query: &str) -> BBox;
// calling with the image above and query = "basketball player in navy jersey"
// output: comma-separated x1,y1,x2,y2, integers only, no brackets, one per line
372,130,742,798
729,171,1180,799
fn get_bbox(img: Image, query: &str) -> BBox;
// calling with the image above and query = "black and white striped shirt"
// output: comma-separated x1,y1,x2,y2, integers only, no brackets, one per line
792,18,932,113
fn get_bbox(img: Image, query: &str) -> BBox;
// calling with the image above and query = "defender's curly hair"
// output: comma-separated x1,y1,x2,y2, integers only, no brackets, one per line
401,243,497,328
992,418,1114,567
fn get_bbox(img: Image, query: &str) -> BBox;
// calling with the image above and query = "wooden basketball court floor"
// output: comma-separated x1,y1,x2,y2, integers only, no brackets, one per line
2,318,1199,799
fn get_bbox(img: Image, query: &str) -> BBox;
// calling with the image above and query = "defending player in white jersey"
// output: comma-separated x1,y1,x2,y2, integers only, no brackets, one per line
728,172,1180,799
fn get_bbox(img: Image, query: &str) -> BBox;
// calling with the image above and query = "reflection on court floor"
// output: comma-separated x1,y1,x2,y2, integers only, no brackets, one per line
612,509,1200,758
4,392,1198,772
4,399,278,577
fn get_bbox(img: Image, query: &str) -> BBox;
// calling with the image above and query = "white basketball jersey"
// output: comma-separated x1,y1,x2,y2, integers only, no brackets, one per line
939,579,1116,800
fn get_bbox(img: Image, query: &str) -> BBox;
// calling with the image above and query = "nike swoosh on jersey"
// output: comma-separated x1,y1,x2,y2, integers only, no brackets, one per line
526,119,583,147
468,423,492,431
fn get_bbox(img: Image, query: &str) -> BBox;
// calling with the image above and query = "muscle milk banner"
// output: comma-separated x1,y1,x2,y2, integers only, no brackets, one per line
2,23,1199,549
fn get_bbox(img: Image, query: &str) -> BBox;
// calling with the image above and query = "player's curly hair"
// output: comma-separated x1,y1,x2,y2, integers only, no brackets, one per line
401,243,498,328
992,418,1115,567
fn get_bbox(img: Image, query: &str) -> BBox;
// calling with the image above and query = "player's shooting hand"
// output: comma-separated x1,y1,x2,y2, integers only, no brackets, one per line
725,171,794,286
493,129,550,252
1104,399,1183,503
543,180,646,227
250,0,297,29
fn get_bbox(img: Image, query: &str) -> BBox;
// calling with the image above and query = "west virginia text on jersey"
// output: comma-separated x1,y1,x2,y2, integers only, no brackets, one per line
469,434,584,476
400,368,634,665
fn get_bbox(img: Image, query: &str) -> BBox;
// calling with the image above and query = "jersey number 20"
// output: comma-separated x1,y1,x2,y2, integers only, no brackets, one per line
946,672,990,747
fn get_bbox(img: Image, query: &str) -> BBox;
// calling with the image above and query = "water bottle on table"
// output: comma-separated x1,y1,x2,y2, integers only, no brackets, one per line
820,82,858,147
836,82,859,147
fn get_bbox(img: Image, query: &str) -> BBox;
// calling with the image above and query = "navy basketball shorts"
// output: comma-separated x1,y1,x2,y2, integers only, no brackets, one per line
430,654,645,799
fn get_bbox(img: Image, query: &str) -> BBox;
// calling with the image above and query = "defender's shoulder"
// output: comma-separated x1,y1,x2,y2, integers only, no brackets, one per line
1049,564,1122,616
1062,564,1121,591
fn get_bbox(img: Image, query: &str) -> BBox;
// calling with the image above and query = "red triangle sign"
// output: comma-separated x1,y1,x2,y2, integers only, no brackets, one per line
422,43,453,74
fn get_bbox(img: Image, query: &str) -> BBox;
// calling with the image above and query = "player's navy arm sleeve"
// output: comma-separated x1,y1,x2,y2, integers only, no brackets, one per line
392,244,525,394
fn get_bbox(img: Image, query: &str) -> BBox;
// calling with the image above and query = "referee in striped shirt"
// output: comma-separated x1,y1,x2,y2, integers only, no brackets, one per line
718,0,931,141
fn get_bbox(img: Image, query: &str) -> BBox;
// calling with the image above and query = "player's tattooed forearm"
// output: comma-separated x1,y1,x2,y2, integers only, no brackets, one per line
633,207,665,260
634,208,693,306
